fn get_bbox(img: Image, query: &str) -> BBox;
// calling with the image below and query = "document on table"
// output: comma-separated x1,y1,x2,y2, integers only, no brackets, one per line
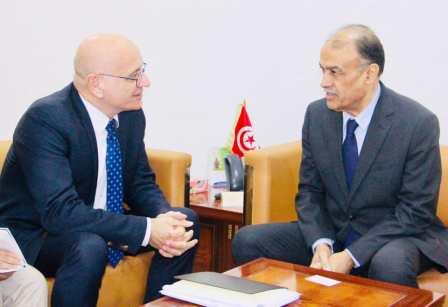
160,271,300,307
0,228,27,273
305,275,341,286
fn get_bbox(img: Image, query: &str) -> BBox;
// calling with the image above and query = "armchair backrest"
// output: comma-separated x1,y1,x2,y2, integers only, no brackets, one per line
244,141,300,224
146,149,191,207
244,141,448,226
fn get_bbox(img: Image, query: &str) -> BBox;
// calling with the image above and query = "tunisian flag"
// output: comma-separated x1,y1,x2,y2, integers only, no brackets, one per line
231,104,258,157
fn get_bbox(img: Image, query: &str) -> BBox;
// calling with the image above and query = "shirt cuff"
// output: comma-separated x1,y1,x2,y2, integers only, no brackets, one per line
312,238,334,253
141,217,151,246
344,248,361,268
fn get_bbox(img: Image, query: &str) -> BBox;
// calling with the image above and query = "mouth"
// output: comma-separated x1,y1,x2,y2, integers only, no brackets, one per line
324,91,337,100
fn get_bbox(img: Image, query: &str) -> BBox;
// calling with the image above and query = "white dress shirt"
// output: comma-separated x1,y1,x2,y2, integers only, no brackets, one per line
80,95,151,247
312,84,381,267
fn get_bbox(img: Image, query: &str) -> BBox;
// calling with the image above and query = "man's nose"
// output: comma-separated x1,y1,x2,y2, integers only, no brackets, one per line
140,73,151,88
320,72,332,88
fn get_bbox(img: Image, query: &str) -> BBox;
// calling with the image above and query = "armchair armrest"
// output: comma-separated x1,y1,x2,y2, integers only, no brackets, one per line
0,140,12,172
146,149,191,207
437,145,448,225
244,141,301,225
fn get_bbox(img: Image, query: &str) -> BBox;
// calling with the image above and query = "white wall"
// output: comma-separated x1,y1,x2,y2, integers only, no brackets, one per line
1,0,447,178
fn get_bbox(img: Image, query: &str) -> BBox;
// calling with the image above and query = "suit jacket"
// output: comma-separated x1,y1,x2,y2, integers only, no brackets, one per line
296,83,448,269
0,84,171,264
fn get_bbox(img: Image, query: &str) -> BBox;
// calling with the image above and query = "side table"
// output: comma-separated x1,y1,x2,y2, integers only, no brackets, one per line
190,192,243,273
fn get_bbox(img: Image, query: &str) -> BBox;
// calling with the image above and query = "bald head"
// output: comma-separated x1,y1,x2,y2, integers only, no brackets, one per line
72,34,149,118
325,24,385,75
74,33,141,83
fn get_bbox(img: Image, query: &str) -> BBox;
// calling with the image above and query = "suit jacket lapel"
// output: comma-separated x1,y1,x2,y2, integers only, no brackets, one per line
70,84,99,204
348,85,395,200
117,113,127,163
324,109,349,198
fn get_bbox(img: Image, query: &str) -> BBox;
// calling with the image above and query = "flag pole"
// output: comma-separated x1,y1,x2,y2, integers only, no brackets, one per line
225,99,246,149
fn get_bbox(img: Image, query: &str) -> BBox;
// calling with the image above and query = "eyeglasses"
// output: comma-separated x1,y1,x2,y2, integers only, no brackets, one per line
98,62,148,87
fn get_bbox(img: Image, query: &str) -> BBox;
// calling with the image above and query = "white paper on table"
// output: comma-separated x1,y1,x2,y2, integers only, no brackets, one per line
161,279,300,307
0,228,27,273
221,191,244,208
305,275,341,287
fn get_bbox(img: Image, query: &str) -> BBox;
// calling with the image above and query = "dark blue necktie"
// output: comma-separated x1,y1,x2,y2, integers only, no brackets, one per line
105,119,124,267
342,119,359,189
341,119,361,258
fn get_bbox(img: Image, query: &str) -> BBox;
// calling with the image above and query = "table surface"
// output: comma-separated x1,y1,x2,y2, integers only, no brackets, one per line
189,191,243,224
145,257,445,307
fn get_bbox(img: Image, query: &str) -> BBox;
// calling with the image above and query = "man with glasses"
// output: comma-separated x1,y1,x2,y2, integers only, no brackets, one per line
0,33,198,306
233,24,448,288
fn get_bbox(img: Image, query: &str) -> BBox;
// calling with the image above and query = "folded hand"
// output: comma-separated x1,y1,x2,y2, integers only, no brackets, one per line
309,243,332,271
150,211,197,258
328,250,354,274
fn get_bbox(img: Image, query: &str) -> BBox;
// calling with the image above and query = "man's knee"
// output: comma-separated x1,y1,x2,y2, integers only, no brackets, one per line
1,266,48,307
66,232,108,274
233,226,257,250
26,266,47,292
232,225,261,264
368,239,420,287
25,266,48,305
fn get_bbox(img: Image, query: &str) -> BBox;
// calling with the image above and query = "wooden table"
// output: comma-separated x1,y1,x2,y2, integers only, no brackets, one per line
146,258,445,307
190,192,243,273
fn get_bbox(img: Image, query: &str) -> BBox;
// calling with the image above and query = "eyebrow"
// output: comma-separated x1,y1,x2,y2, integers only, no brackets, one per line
127,63,144,76
319,63,342,72
128,67,141,76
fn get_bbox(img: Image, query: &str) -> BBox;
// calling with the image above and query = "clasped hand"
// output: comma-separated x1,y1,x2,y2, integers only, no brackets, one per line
150,211,198,258
309,244,354,274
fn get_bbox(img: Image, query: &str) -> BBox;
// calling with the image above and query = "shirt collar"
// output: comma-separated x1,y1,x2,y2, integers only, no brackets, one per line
343,83,381,131
79,94,119,133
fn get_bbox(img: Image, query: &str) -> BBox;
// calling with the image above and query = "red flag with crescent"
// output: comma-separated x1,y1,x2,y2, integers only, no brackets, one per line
231,104,258,157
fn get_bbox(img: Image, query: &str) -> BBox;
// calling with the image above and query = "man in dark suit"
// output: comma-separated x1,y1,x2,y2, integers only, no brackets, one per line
233,24,448,287
0,34,199,306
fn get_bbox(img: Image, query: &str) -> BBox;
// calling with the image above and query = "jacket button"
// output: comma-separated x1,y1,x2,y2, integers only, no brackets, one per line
349,214,354,220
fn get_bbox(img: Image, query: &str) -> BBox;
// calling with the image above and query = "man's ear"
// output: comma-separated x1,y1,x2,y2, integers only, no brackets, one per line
86,74,104,98
365,63,380,84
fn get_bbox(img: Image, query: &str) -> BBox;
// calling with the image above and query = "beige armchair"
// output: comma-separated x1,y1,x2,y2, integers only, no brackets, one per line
0,140,191,307
243,141,300,225
243,141,448,305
